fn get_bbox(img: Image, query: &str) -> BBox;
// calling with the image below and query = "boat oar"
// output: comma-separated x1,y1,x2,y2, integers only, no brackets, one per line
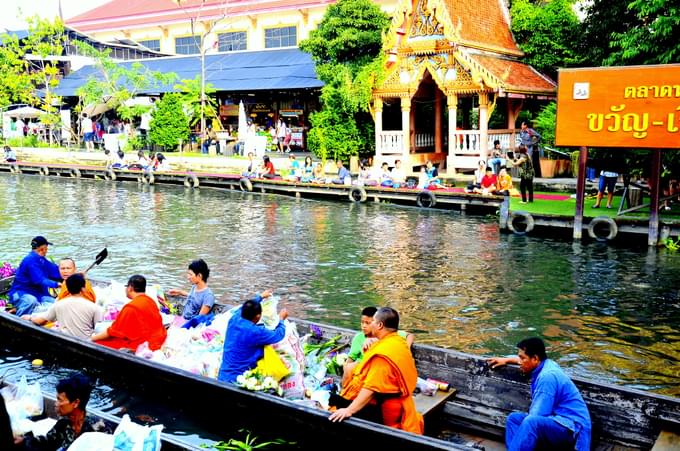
83,248,108,274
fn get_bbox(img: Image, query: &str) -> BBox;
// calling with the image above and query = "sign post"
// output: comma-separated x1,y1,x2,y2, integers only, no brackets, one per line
555,64,680,245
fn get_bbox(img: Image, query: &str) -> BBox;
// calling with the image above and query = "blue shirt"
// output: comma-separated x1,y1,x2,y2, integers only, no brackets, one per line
9,251,60,299
338,166,350,180
218,310,286,383
530,359,591,451
182,286,216,320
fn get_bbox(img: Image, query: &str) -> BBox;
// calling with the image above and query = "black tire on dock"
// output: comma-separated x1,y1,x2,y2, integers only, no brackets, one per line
184,174,199,188
70,168,81,178
348,186,367,203
587,216,618,242
507,211,535,235
239,177,253,192
416,190,437,208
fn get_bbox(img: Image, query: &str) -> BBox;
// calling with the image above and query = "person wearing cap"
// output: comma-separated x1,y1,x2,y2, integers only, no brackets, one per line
56,258,96,303
8,236,61,316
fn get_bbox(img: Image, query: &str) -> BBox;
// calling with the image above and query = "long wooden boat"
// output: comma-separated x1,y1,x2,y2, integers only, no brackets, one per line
0,380,200,450
1,282,679,450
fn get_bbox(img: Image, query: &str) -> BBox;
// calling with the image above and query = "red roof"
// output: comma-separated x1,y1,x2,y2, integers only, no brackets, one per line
469,54,556,94
67,0,333,33
443,0,520,56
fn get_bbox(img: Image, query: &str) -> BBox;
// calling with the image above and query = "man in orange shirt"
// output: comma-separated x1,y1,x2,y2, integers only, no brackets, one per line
329,307,424,434
56,258,96,303
91,275,166,351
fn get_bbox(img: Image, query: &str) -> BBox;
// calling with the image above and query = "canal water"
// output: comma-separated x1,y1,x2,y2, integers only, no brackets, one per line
1,174,679,402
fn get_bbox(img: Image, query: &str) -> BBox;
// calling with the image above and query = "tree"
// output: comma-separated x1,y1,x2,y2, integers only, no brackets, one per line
148,93,190,150
299,0,390,161
510,0,582,78
174,75,219,127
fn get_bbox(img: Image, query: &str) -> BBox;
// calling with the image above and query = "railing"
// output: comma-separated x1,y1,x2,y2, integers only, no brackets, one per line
415,133,434,149
488,129,518,151
378,131,403,155
451,130,482,153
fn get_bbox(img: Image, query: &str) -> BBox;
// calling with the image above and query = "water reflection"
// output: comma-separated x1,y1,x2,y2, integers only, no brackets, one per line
1,174,679,395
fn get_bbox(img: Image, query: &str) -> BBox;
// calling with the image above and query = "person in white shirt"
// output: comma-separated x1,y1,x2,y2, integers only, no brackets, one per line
81,114,94,151
390,159,406,188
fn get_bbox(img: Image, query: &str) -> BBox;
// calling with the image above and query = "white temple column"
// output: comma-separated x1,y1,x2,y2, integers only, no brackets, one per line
479,92,489,161
434,92,442,153
374,98,383,159
401,96,411,163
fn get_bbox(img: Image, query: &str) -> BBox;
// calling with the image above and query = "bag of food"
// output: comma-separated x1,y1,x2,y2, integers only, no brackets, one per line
67,431,114,451
112,414,163,451
255,345,290,382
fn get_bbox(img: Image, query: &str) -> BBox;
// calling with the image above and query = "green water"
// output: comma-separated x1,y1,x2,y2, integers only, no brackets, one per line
1,173,679,396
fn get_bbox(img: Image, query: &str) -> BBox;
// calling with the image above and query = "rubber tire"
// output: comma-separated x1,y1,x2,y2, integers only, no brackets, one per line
239,177,253,192
70,168,81,178
587,216,618,242
416,190,437,208
184,174,199,188
105,169,117,181
348,186,367,203
507,211,535,235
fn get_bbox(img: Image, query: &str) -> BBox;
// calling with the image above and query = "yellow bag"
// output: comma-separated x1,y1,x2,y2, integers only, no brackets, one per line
256,345,290,382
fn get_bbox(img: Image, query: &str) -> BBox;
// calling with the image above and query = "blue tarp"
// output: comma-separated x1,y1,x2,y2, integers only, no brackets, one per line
55,48,323,96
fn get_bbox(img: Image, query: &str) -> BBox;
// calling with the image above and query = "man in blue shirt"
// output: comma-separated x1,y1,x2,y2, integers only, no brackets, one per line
9,236,61,316
217,290,288,383
331,160,351,185
488,337,591,451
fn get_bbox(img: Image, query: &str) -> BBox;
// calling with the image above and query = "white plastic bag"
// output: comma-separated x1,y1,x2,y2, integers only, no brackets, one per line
68,431,114,451
112,414,163,451
1,375,44,436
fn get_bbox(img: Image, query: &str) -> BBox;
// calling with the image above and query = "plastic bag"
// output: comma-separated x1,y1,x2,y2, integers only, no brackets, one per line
112,414,163,451
255,345,290,382
68,431,115,451
1,375,44,437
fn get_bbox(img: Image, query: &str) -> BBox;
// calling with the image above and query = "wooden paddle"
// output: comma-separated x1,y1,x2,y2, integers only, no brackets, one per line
83,248,108,274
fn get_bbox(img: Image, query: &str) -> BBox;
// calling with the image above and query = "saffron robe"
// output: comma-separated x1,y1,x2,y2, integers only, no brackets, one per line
96,294,167,351
57,279,96,303
341,332,424,434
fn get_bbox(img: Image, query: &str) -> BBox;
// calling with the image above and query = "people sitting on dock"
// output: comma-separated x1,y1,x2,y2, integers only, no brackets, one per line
357,159,378,186
477,167,497,195
487,337,591,451
331,160,351,185
301,156,314,183
466,159,487,193
111,150,127,169
329,307,423,434
285,154,301,181
19,374,109,450
91,275,167,351
168,259,216,321
25,274,104,340
217,290,288,383
390,160,406,188
9,236,61,317
127,151,150,171
342,306,414,386
103,149,114,169
3,145,16,163
494,167,514,196
313,162,325,182
56,258,96,303
379,162,394,187
259,155,277,179
152,152,170,172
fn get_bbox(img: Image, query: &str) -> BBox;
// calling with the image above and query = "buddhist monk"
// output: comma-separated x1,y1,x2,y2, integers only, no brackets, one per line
56,258,96,303
329,307,424,434
91,275,167,351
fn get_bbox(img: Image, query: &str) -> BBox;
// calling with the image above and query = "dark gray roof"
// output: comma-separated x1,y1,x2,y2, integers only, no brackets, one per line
55,48,323,96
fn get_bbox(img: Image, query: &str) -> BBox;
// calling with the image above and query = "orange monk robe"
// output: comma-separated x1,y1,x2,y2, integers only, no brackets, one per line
341,332,424,434
57,279,96,303
96,294,167,351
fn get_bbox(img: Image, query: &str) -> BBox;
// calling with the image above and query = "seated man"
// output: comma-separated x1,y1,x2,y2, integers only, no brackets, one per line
56,258,96,303
217,290,288,383
9,236,61,316
488,337,591,451
390,159,406,188
489,139,505,174
329,307,424,434
476,167,497,195
285,154,301,181
343,306,414,385
425,160,445,189
27,274,103,340
167,259,215,321
331,160,351,185
91,275,167,351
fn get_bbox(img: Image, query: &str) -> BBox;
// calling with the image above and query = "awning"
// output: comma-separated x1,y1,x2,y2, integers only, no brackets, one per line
55,48,323,97
3,106,45,119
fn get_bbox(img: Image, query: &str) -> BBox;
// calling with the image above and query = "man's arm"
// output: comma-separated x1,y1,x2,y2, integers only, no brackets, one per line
91,329,110,341
253,309,288,345
405,333,414,348
487,356,521,368
328,388,375,422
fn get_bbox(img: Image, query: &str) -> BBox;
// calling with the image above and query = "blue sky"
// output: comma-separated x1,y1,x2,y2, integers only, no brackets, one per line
1,0,110,31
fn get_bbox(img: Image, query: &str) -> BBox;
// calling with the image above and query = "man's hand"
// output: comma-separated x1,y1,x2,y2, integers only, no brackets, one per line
279,308,289,321
487,357,518,369
261,289,273,298
362,337,378,352
329,408,352,423
167,289,183,296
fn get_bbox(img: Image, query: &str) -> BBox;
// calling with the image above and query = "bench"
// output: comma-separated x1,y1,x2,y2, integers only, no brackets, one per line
414,388,457,418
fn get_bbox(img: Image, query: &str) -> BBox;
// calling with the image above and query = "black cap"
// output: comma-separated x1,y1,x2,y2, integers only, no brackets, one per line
31,236,52,249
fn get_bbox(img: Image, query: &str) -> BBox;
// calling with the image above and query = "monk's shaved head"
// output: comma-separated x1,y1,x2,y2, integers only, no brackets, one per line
374,307,399,331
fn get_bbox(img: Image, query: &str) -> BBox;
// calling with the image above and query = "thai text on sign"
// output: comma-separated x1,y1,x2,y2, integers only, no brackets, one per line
555,64,680,148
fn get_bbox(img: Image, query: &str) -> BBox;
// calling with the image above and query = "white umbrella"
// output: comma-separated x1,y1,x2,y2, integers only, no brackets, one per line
4,106,45,119
237,101,247,142
82,102,112,117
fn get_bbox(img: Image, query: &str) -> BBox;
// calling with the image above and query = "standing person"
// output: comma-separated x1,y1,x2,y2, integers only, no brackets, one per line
217,290,288,383
276,119,286,152
488,338,591,451
20,374,109,450
283,125,292,153
56,258,96,303
26,274,103,340
329,307,423,434
201,125,216,154
91,275,167,351
167,259,216,321
8,236,61,316
81,114,94,151
519,121,541,177
139,107,152,148
593,169,619,209
3,146,16,163
513,145,534,203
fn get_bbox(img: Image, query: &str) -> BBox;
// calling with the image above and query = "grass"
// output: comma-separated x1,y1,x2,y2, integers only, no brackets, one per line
509,192,680,220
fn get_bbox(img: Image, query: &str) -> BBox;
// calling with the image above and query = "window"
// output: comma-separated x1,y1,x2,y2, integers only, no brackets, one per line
175,35,200,55
139,39,161,52
218,32,247,52
264,26,297,49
